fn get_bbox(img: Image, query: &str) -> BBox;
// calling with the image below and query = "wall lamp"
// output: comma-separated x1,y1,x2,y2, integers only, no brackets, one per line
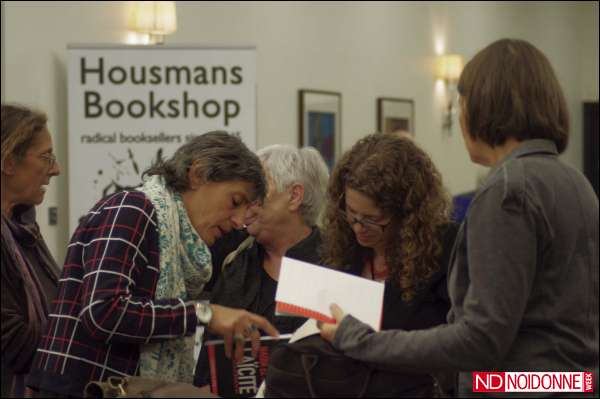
128,1,177,45
435,54,464,134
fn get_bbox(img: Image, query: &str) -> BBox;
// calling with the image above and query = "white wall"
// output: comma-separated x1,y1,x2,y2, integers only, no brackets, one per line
579,1,599,101
2,1,598,263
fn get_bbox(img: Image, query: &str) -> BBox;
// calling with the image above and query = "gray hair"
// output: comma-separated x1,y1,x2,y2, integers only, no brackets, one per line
1,103,47,171
143,131,266,201
257,145,329,226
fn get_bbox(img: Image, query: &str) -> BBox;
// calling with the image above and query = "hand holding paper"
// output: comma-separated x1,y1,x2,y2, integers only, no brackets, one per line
275,257,385,331
318,304,346,343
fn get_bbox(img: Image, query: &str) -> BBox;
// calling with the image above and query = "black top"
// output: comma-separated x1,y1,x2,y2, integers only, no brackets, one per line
194,227,323,387
331,140,600,396
347,223,457,330
345,223,458,393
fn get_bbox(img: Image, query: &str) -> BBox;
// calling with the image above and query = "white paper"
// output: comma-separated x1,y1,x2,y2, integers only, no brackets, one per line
275,257,385,331
289,319,321,343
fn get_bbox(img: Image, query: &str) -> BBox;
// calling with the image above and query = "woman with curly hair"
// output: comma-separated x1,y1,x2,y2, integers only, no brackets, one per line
321,132,458,396
320,39,598,397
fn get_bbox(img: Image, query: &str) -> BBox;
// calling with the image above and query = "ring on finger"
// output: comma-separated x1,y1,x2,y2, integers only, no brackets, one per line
243,323,257,337
234,333,245,343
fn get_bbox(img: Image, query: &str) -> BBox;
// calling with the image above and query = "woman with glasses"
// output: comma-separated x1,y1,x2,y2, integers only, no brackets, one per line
321,132,458,396
1,104,61,397
320,39,598,397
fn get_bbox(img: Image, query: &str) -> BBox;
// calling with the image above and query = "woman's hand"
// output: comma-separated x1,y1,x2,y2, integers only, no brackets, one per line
208,304,279,363
318,303,346,343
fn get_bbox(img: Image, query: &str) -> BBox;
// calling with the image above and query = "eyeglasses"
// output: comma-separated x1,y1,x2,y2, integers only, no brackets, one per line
339,209,390,233
38,153,57,168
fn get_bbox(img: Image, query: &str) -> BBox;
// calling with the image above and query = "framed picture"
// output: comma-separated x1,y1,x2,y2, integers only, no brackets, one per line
299,89,342,171
377,97,415,136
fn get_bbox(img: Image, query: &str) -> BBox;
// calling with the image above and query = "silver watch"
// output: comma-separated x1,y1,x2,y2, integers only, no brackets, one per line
195,300,213,326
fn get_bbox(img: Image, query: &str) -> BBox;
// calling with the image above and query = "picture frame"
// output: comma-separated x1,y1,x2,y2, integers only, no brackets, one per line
376,97,415,136
299,89,342,171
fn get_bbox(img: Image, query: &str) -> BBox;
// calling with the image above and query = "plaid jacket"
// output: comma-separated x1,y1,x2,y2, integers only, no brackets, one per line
26,191,198,396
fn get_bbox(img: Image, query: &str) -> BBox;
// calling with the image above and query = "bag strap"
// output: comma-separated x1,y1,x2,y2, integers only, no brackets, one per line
357,369,373,397
300,354,375,398
300,354,319,398
84,376,127,398
108,376,127,397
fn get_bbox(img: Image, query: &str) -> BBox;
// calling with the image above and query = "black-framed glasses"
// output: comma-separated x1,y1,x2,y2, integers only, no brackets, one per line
38,153,57,168
339,208,390,233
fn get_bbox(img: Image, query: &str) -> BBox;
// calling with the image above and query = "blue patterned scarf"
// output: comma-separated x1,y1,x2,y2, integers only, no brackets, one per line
138,175,212,383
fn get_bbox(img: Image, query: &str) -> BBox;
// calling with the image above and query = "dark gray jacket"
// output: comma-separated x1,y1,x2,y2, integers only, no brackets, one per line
333,140,599,396
194,227,322,387
1,206,59,398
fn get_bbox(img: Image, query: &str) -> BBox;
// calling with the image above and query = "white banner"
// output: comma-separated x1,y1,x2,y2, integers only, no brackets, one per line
67,45,256,232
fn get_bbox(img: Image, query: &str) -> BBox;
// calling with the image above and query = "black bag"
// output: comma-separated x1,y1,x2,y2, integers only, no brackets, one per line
264,335,436,398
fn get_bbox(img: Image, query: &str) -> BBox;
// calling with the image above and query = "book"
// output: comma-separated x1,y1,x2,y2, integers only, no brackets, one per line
275,257,385,331
205,334,292,398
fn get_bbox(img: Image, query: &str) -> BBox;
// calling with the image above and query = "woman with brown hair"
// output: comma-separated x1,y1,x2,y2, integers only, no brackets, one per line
321,132,458,396
1,104,61,398
320,39,598,396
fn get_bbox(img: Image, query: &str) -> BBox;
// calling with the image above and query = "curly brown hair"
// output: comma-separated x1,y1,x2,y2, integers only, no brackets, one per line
322,133,451,301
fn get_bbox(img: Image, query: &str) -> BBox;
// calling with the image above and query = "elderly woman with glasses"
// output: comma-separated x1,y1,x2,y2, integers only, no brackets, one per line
194,144,329,389
1,104,61,398
320,133,458,396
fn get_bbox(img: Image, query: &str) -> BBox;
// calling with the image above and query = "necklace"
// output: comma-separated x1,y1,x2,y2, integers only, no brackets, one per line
366,258,389,282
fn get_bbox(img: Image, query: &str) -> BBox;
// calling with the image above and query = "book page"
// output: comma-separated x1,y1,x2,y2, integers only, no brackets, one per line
275,257,385,331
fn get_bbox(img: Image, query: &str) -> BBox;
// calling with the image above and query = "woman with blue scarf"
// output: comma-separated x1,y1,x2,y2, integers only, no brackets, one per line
27,131,279,397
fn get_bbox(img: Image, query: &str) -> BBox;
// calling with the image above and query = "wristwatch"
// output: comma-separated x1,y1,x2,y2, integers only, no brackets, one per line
195,300,213,326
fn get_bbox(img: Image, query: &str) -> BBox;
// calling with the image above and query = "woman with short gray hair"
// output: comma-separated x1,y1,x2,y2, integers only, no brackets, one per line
27,131,279,397
194,144,329,389
257,145,329,226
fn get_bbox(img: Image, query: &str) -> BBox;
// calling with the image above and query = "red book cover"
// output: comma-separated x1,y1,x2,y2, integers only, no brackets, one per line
206,334,291,398
275,301,336,324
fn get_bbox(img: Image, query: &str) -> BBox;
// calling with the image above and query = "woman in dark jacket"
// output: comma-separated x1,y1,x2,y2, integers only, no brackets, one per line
194,144,330,389
1,104,61,398
320,133,457,396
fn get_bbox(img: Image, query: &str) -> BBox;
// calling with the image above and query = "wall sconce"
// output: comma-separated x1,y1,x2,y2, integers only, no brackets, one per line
128,1,177,45
435,54,464,134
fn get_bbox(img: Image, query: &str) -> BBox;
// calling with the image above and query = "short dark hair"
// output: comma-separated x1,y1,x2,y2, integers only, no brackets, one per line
457,38,569,153
1,103,48,171
143,131,266,201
